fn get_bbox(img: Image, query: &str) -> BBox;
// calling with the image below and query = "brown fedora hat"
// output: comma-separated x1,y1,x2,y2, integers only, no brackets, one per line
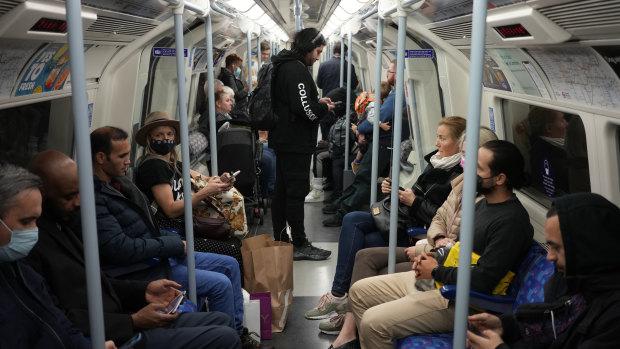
135,111,181,146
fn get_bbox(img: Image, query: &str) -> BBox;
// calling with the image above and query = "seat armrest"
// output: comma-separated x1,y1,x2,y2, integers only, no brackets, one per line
440,285,516,314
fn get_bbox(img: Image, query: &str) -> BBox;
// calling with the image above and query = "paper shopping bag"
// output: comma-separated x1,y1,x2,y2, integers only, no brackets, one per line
250,292,272,339
241,234,293,332
242,299,261,340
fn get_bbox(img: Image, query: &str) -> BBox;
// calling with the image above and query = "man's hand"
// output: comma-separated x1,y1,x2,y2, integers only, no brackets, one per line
145,279,182,305
434,237,455,248
466,329,505,349
467,313,503,336
379,121,391,131
413,253,438,280
131,303,178,329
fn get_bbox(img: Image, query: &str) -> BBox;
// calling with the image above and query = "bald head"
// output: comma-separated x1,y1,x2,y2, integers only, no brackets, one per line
29,151,79,222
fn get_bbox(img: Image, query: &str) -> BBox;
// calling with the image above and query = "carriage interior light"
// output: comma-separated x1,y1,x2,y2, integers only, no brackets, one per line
223,0,289,42
320,0,371,38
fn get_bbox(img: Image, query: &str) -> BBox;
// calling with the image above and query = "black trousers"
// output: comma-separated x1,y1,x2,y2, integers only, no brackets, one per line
271,151,312,246
142,311,240,349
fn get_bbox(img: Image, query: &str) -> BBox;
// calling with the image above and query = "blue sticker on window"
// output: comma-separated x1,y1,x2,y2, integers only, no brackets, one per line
541,158,556,197
405,49,434,58
153,47,188,57
489,107,496,132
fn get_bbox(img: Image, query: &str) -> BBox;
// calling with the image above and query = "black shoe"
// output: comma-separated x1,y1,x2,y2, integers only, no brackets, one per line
293,242,331,261
240,328,261,349
328,339,361,349
323,204,337,214
323,211,344,227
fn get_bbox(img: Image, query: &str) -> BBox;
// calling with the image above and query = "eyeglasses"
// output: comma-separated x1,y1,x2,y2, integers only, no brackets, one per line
311,32,324,44
388,71,396,74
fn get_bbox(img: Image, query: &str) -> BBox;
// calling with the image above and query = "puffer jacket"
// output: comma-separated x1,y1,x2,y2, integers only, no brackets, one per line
93,175,184,279
0,261,91,349
408,150,463,227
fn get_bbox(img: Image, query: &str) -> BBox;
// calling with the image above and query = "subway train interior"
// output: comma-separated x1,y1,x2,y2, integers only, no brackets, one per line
1,0,619,348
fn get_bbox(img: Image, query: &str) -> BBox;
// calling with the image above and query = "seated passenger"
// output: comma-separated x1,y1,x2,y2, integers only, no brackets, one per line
0,163,102,349
467,193,620,349
88,126,248,342
306,116,466,320
197,78,225,136
218,53,249,121
330,140,533,349
323,59,406,227
26,152,241,349
213,87,235,127
526,106,569,196
318,127,497,337
135,110,248,237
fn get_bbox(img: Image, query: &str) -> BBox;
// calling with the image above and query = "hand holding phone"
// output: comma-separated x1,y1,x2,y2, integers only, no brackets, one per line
119,333,142,349
224,170,240,183
165,291,186,314
386,178,405,191
330,101,343,105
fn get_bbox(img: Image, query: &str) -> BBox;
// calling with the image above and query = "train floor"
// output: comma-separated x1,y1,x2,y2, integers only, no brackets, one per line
248,195,343,349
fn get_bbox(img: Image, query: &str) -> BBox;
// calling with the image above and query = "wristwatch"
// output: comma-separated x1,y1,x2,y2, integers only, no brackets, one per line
431,265,440,279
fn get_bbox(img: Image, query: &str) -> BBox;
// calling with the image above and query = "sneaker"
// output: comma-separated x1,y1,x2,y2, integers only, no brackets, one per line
293,242,331,261
305,188,324,202
323,211,344,227
322,204,337,214
319,313,346,335
240,328,261,349
305,292,348,319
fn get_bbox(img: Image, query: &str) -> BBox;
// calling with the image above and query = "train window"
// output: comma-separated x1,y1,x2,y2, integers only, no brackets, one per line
0,98,74,166
502,100,590,207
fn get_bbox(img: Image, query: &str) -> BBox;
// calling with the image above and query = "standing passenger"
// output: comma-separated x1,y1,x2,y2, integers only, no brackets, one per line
218,53,249,121
270,28,335,260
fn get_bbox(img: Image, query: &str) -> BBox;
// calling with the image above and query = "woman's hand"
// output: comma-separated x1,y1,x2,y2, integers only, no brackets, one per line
381,178,392,194
404,246,417,261
399,188,415,206
434,237,455,248
198,178,230,197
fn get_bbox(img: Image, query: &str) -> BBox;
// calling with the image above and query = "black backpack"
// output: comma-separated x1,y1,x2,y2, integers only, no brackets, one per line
247,63,278,130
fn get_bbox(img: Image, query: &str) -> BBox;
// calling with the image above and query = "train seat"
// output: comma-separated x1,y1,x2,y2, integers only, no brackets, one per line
394,243,554,349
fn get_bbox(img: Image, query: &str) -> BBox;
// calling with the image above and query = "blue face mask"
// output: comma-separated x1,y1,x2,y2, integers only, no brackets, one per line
150,139,175,155
234,67,241,77
0,219,39,263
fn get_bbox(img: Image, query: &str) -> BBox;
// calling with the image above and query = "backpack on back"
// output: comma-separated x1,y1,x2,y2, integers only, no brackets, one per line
248,63,278,130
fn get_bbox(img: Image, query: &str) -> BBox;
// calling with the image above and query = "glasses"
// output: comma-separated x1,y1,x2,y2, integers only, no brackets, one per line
388,71,395,74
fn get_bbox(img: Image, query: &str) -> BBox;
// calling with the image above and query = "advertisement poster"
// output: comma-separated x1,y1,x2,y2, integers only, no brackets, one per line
15,43,71,96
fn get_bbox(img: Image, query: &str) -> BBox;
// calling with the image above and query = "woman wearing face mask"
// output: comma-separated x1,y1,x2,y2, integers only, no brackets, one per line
218,53,249,121
135,111,248,237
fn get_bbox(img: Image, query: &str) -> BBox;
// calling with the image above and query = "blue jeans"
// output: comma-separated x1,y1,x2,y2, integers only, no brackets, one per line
169,252,244,333
331,211,387,296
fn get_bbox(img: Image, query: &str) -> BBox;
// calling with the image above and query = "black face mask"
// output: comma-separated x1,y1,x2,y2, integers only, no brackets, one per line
150,139,175,155
476,175,495,195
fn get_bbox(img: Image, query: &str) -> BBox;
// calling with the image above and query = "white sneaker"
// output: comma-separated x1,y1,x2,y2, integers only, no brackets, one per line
305,178,325,203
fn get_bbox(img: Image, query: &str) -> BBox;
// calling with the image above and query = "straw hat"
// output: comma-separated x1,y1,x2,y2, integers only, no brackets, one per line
135,111,180,146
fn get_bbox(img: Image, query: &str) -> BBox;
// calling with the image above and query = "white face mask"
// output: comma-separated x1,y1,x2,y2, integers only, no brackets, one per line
0,219,39,262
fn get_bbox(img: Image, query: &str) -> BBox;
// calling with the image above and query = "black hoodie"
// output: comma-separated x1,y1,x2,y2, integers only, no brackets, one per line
269,49,329,154
500,193,620,349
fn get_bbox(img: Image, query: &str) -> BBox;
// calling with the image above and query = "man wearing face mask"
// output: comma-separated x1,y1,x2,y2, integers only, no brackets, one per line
0,164,97,348
345,140,534,349
218,53,249,121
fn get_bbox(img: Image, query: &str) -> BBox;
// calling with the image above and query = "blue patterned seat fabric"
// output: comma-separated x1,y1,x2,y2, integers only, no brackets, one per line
394,243,554,349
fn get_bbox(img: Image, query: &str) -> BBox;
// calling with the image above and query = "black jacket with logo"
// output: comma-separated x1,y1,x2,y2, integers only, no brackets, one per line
269,49,329,154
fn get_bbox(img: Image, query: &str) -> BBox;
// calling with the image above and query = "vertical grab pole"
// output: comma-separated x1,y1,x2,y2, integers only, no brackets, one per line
294,0,302,32
370,16,384,205
205,13,218,176
247,30,253,94
257,34,262,68
453,0,488,348
172,3,198,304
344,32,353,170
387,9,407,274
339,37,345,88
65,1,105,348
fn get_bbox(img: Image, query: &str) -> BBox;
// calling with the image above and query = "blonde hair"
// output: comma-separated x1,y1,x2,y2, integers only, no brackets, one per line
458,126,498,151
145,127,179,171
438,116,467,142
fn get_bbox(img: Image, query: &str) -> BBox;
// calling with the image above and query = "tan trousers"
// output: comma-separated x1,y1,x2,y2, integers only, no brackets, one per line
349,271,455,349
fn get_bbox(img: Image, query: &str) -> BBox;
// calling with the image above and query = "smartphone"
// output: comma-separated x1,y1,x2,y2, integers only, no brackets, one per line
119,332,142,349
330,101,343,105
467,321,481,335
224,170,241,183
386,178,405,191
165,290,186,314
